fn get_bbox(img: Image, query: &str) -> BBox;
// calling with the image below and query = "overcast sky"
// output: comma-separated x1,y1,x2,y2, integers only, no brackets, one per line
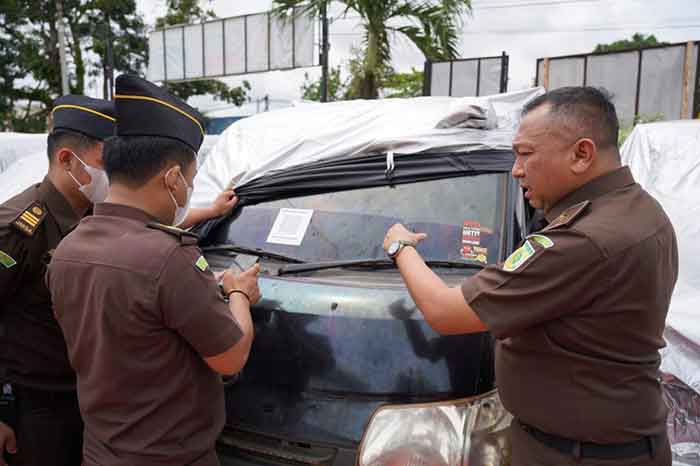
134,0,700,115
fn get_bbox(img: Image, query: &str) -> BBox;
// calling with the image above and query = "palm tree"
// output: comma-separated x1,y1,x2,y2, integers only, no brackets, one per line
273,0,471,99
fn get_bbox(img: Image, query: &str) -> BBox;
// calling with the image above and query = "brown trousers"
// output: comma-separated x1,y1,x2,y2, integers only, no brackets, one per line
509,420,671,466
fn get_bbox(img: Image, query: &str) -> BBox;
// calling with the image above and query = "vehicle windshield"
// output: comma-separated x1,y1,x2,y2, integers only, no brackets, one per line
214,173,508,265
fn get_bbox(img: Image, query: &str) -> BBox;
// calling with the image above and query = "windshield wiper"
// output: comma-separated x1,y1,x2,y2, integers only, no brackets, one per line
277,258,484,275
201,244,305,264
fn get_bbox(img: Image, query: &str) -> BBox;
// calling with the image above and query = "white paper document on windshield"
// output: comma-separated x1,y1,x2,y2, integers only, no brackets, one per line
266,208,314,246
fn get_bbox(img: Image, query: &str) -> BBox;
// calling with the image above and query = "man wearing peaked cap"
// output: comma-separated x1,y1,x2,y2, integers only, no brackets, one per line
47,75,259,466
0,95,114,466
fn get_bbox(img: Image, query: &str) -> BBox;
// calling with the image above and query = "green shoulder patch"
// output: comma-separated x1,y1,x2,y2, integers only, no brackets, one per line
503,240,536,272
528,234,554,249
195,255,209,272
0,250,16,269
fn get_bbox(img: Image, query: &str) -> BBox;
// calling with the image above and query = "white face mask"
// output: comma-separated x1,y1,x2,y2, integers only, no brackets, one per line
167,169,193,227
67,152,110,204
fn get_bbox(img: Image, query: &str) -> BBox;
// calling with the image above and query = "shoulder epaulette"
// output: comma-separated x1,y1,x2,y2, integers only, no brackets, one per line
544,200,590,231
147,222,199,245
11,201,47,237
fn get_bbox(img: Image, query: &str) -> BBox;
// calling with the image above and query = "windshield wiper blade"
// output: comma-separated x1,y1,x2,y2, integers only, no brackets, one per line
277,258,484,275
201,244,305,264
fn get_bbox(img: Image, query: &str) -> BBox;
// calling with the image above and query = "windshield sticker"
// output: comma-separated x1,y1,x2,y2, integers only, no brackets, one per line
462,221,481,246
528,234,554,249
266,208,314,246
503,240,536,272
461,245,488,264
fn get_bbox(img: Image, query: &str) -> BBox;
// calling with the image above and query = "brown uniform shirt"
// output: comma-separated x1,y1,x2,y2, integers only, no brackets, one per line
0,177,80,391
46,203,243,466
462,167,678,443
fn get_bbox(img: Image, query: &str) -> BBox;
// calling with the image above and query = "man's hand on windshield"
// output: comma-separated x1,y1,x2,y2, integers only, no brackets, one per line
383,223,428,252
222,264,262,305
209,189,239,217
178,189,239,230
0,422,17,466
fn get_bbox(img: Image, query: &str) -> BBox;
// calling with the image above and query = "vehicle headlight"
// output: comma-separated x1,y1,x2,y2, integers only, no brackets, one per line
357,390,512,466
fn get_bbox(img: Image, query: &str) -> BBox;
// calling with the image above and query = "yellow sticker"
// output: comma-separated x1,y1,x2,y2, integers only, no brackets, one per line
195,255,209,272
503,240,536,272
528,234,554,249
0,250,16,269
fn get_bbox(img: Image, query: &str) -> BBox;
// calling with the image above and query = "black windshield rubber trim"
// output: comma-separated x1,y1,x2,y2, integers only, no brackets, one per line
201,244,306,264
277,258,484,275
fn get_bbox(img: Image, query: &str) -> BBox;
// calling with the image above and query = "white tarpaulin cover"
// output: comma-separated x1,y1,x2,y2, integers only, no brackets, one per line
621,120,700,394
191,87,544,208
0,135,219,204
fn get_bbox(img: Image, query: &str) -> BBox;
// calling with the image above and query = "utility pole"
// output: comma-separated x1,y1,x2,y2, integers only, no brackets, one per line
319,2,329,102
103,12,115,100
56,0,69,95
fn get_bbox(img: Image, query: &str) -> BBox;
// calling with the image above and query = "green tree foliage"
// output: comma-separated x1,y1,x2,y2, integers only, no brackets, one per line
157,0,250,107
0,0,147,132
301,67,346,102
594,33,668,54
300,47,424,101
275,0,470,99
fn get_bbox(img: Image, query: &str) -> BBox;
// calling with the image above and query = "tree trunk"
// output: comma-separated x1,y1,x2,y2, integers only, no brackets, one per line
68,21,85,94
362,29,380,99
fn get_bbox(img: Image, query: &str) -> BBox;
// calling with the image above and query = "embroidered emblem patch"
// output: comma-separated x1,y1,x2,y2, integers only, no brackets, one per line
195,255,209,272
0,250,16,269
528,234,554,249
503,240,536,272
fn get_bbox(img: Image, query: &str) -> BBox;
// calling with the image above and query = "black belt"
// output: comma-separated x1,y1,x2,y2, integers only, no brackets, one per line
518,420,662,460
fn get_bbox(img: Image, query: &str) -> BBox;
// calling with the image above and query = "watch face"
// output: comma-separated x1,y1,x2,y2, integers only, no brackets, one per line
388,242,401,256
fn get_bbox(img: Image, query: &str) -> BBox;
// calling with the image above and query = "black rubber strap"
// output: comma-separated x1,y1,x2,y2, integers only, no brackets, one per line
518,420,660,460
226,289,250,303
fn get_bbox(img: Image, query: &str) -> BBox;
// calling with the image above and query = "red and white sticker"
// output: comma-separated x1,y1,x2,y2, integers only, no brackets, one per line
462,221,481,246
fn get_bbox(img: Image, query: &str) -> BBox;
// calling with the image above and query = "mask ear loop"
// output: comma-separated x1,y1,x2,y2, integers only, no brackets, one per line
65,151,85,188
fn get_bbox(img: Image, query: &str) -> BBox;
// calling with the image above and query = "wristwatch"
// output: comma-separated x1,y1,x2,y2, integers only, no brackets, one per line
387,240,416,259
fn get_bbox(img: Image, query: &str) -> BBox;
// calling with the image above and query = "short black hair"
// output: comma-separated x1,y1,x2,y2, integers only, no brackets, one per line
103,136,196,187
47,129,100,165
522,86,620,150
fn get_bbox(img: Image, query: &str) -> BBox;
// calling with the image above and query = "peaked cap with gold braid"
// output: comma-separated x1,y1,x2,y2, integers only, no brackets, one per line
51,95,116,141
114,75,206,152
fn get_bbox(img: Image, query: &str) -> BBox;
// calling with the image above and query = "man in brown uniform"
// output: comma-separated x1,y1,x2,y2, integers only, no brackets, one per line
47,75,259,466
383,87,677,465
0,95,115,466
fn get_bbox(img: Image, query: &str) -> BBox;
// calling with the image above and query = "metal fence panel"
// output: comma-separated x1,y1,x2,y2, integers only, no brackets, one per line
246,14,269,73
293,12,315,67
147,31,165,82
164,28,184,81
270,15,293,70
430,62,452,96
479,58,504,95
639,46,685,120
586,51,639,124
224,17,245,75
184,24,203,79
204,21,224,77
451,60,478,96
550,57,585,88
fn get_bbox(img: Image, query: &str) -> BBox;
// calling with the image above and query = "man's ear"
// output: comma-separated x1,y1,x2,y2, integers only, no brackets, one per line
162,164,180,190
55,148,74,169
571,138,596,175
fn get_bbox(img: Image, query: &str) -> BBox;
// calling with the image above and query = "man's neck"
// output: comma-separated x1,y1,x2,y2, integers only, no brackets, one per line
105,183,171,225
47,169,90,217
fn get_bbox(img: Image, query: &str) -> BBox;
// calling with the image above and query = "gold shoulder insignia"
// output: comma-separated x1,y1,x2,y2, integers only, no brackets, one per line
11,201,47,237
147,222,199,245
544,200,590,231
